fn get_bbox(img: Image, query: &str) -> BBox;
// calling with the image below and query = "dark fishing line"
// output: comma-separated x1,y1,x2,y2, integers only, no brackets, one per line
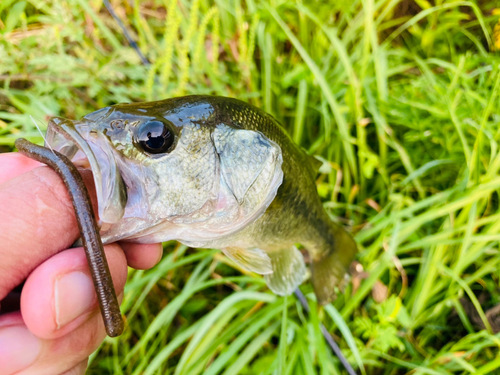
294,289,358,375
15,138,124,338
104,2,358,374
103,0,150,66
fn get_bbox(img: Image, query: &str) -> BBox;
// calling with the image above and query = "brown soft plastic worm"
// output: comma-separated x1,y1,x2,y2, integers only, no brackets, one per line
15,138,124,337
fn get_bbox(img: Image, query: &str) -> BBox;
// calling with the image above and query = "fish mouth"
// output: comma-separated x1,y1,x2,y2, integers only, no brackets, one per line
45,117,127,225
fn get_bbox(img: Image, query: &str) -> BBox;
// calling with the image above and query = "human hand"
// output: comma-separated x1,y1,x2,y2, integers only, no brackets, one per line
0,152,163,375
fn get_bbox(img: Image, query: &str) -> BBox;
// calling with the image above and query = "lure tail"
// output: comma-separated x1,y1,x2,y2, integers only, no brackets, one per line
310,226,357,305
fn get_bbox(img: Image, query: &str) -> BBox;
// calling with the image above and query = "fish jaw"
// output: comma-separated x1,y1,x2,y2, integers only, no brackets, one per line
45,117,128,225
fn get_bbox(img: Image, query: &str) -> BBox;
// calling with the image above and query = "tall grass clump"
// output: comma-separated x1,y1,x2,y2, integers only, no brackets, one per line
1,0,500,373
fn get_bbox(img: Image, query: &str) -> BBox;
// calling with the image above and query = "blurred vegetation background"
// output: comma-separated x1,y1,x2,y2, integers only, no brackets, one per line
2,0,500,374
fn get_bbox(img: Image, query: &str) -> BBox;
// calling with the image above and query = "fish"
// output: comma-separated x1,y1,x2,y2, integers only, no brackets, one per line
45,95,357,304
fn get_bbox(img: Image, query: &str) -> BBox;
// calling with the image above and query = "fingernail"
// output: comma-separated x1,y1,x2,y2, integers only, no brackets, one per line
155,244,164,265
0,325,40,373
54,271,96,329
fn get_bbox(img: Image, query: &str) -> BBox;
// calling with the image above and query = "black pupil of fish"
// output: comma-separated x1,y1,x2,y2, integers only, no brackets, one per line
146,131,165,149
139,121,173,153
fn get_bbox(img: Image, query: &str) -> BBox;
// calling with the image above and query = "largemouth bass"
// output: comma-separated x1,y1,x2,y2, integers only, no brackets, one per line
45,95,357,304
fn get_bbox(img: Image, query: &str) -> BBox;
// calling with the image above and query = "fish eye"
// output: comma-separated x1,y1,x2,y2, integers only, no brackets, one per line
137,120,175,154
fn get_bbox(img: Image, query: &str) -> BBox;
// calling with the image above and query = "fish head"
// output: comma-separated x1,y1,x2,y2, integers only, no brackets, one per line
45,98,283,245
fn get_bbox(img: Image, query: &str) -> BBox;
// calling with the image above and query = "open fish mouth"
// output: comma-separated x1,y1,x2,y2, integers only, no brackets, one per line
45,117,127,225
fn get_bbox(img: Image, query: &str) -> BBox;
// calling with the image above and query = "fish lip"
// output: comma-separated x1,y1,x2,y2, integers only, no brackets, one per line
46,117,127,224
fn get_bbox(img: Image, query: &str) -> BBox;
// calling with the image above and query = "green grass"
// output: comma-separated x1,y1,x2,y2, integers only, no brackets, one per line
2,0,500,373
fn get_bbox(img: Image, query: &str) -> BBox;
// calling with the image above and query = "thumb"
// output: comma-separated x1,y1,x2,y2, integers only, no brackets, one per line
0,155,97,301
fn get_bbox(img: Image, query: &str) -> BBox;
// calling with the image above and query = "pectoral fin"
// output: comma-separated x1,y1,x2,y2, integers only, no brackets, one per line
264,246,306,296
222,247,273,274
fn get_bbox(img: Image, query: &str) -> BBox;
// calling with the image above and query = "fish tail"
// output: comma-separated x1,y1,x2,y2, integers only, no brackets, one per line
310,224,357,305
